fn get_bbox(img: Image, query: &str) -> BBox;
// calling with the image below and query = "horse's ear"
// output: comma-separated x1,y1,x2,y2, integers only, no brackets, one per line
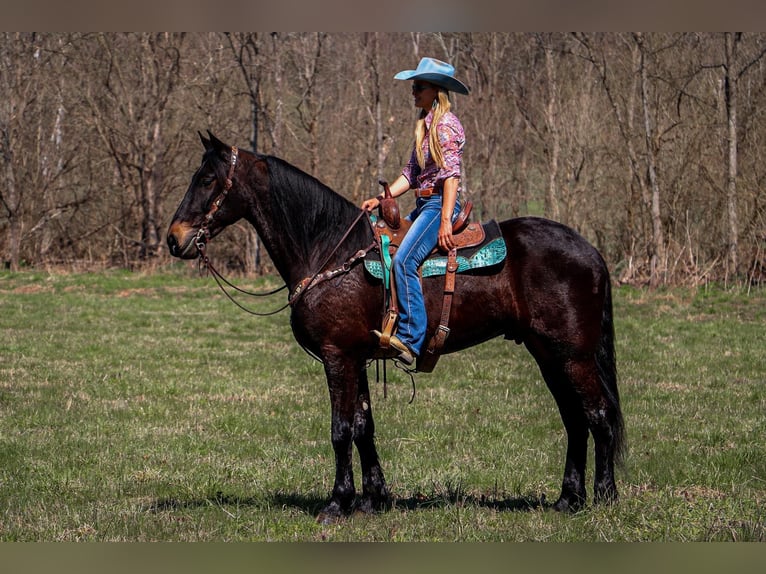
207,130,227,151
199,131,212,151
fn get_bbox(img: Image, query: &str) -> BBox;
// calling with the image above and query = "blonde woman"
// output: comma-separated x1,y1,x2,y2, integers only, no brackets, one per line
362,57,470,365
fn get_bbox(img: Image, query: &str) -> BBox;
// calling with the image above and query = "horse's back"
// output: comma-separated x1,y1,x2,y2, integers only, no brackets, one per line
501,216,607,270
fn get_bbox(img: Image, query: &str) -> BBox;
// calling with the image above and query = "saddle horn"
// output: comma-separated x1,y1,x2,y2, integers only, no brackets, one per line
377,180,401,229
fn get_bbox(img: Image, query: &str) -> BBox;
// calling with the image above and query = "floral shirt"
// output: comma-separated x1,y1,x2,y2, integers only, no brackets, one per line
401,110,465,191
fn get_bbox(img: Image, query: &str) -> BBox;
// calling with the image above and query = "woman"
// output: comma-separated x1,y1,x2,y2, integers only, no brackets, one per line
361,57,470,365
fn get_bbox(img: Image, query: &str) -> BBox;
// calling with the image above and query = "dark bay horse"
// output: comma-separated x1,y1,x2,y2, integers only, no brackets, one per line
167,132,625,521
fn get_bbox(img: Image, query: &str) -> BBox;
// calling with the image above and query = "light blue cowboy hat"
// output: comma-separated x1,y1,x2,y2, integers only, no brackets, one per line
394,57,470,95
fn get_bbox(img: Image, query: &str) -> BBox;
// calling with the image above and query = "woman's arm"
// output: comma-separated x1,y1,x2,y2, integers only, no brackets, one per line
438,176,458,251
360,174,411,211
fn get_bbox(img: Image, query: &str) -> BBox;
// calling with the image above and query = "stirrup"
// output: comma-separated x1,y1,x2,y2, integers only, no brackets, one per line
377,309,398,348
372,330,415,366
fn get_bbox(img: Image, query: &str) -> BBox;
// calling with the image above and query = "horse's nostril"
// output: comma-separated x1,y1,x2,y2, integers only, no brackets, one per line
167,234,178,256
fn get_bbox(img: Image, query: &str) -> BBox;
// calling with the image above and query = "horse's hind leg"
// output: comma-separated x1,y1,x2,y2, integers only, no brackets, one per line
558,354,621,508
568,358,621,505
528,333,621,511
535,357,589,512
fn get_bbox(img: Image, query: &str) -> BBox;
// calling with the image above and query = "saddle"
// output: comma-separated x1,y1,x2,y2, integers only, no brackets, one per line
369,181,505,372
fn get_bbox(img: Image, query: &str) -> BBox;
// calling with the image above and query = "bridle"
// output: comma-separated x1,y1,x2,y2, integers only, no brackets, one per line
193,145,375,317
193,145,291,316
194,145,239,254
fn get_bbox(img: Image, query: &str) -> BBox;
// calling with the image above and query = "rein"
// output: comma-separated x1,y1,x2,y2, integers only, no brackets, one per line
197,248,290,316
194,145,376,316
287,209,376,306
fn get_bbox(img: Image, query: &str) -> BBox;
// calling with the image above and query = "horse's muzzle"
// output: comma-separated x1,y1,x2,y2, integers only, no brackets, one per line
167,222,199,259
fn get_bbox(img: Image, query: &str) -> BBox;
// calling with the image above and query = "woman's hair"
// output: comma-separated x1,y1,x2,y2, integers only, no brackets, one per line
414,88,451,169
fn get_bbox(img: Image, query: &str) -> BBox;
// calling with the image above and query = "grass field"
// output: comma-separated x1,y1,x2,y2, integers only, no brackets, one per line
0,266,764,541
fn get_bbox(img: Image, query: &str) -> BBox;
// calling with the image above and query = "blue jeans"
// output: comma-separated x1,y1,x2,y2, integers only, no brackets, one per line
393,195,460,356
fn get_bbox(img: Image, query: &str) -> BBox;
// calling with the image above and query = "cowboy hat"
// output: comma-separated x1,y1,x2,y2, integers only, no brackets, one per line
394,57,470,95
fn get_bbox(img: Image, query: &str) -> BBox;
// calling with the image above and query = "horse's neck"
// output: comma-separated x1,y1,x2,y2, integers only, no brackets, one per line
244,159,363,288
244,206,308,288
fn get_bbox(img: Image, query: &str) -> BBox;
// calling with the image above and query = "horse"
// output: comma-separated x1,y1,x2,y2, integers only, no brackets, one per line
167,132,626,522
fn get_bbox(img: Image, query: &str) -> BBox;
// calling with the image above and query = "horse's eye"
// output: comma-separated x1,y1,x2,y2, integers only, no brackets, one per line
200,176,215,187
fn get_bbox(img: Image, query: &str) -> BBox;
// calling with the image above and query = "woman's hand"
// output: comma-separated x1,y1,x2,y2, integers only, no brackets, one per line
438,219,455,252
362,175,411,212
361,196,380,212
438,177,458,251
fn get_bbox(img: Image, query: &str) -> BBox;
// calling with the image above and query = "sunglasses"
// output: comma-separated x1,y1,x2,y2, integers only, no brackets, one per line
411,83,431,93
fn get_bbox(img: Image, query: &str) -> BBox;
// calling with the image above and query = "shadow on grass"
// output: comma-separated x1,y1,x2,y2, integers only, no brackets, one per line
392,491,548,512
143,489,548,517
143,490,325,517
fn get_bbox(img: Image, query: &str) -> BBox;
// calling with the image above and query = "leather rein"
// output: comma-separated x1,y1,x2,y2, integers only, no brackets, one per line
195,145,375,317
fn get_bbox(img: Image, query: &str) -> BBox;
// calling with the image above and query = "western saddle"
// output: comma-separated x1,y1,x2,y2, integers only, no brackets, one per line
372,180,484,372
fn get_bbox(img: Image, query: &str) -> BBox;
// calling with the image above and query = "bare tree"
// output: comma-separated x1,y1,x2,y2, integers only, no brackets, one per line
1,32,766,283
289,32,327,174
79,32,186,261
268,32,284,155
461,33,524,219
634,33,667,287
225,32,266,274
719,33,766,279
541,33,562,221
0,33,81,270
0,34,24,270
572,33,675,286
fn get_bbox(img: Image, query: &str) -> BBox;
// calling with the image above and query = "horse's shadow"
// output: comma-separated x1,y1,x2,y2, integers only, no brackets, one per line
144,489,549,517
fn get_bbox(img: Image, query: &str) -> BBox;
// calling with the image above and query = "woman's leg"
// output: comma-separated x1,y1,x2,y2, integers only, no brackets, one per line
393,198,457,355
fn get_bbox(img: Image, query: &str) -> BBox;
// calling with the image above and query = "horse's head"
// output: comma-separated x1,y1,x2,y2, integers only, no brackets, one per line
167,131,242,259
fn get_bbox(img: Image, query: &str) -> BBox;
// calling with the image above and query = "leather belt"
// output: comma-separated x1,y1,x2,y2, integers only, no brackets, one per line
415,187,441,199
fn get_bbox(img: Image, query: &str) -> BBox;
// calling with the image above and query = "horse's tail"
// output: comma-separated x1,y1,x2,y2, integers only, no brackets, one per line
596,276,627,469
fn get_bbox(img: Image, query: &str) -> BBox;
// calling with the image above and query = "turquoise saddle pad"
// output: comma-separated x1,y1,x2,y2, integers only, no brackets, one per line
364,220,507,280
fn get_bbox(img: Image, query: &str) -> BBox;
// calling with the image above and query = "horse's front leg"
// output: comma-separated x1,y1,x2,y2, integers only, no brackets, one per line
317,353,389,523
317,354,357,522
353,367,390,514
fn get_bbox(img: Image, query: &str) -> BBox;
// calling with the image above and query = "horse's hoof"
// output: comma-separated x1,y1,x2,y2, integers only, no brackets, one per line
552,495,585,513
355,494,391,515
316,500,349,524
316,512,343,526
594,485,619,505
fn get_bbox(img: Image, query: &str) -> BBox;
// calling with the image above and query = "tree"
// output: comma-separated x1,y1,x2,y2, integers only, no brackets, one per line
78,32,187,261
461,33,527,219
0,33,81,270
289,32,327,174
720,33,766,280
1,32,766,283
225,32,267,274
634,32,667,287
573,33,677,286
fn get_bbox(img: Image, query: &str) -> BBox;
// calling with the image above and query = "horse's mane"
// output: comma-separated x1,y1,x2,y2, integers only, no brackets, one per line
263,155,371,267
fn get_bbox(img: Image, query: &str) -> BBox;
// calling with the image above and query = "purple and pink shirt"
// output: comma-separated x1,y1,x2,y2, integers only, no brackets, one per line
401,110,465,192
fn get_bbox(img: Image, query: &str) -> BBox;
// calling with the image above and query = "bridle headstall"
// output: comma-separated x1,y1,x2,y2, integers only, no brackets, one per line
194,145,375,317
194,145,239,255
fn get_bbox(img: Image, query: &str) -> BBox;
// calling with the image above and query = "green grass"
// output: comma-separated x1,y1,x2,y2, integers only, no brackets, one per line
0,267,764,541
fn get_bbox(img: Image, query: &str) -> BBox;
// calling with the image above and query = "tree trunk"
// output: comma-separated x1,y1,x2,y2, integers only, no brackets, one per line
139,119,162,260
724,32,740,280
2,148,20,271
543,41,561,221
636,33,666,287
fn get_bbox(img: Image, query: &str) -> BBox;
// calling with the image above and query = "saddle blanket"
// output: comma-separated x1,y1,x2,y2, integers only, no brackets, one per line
364,220,506,280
